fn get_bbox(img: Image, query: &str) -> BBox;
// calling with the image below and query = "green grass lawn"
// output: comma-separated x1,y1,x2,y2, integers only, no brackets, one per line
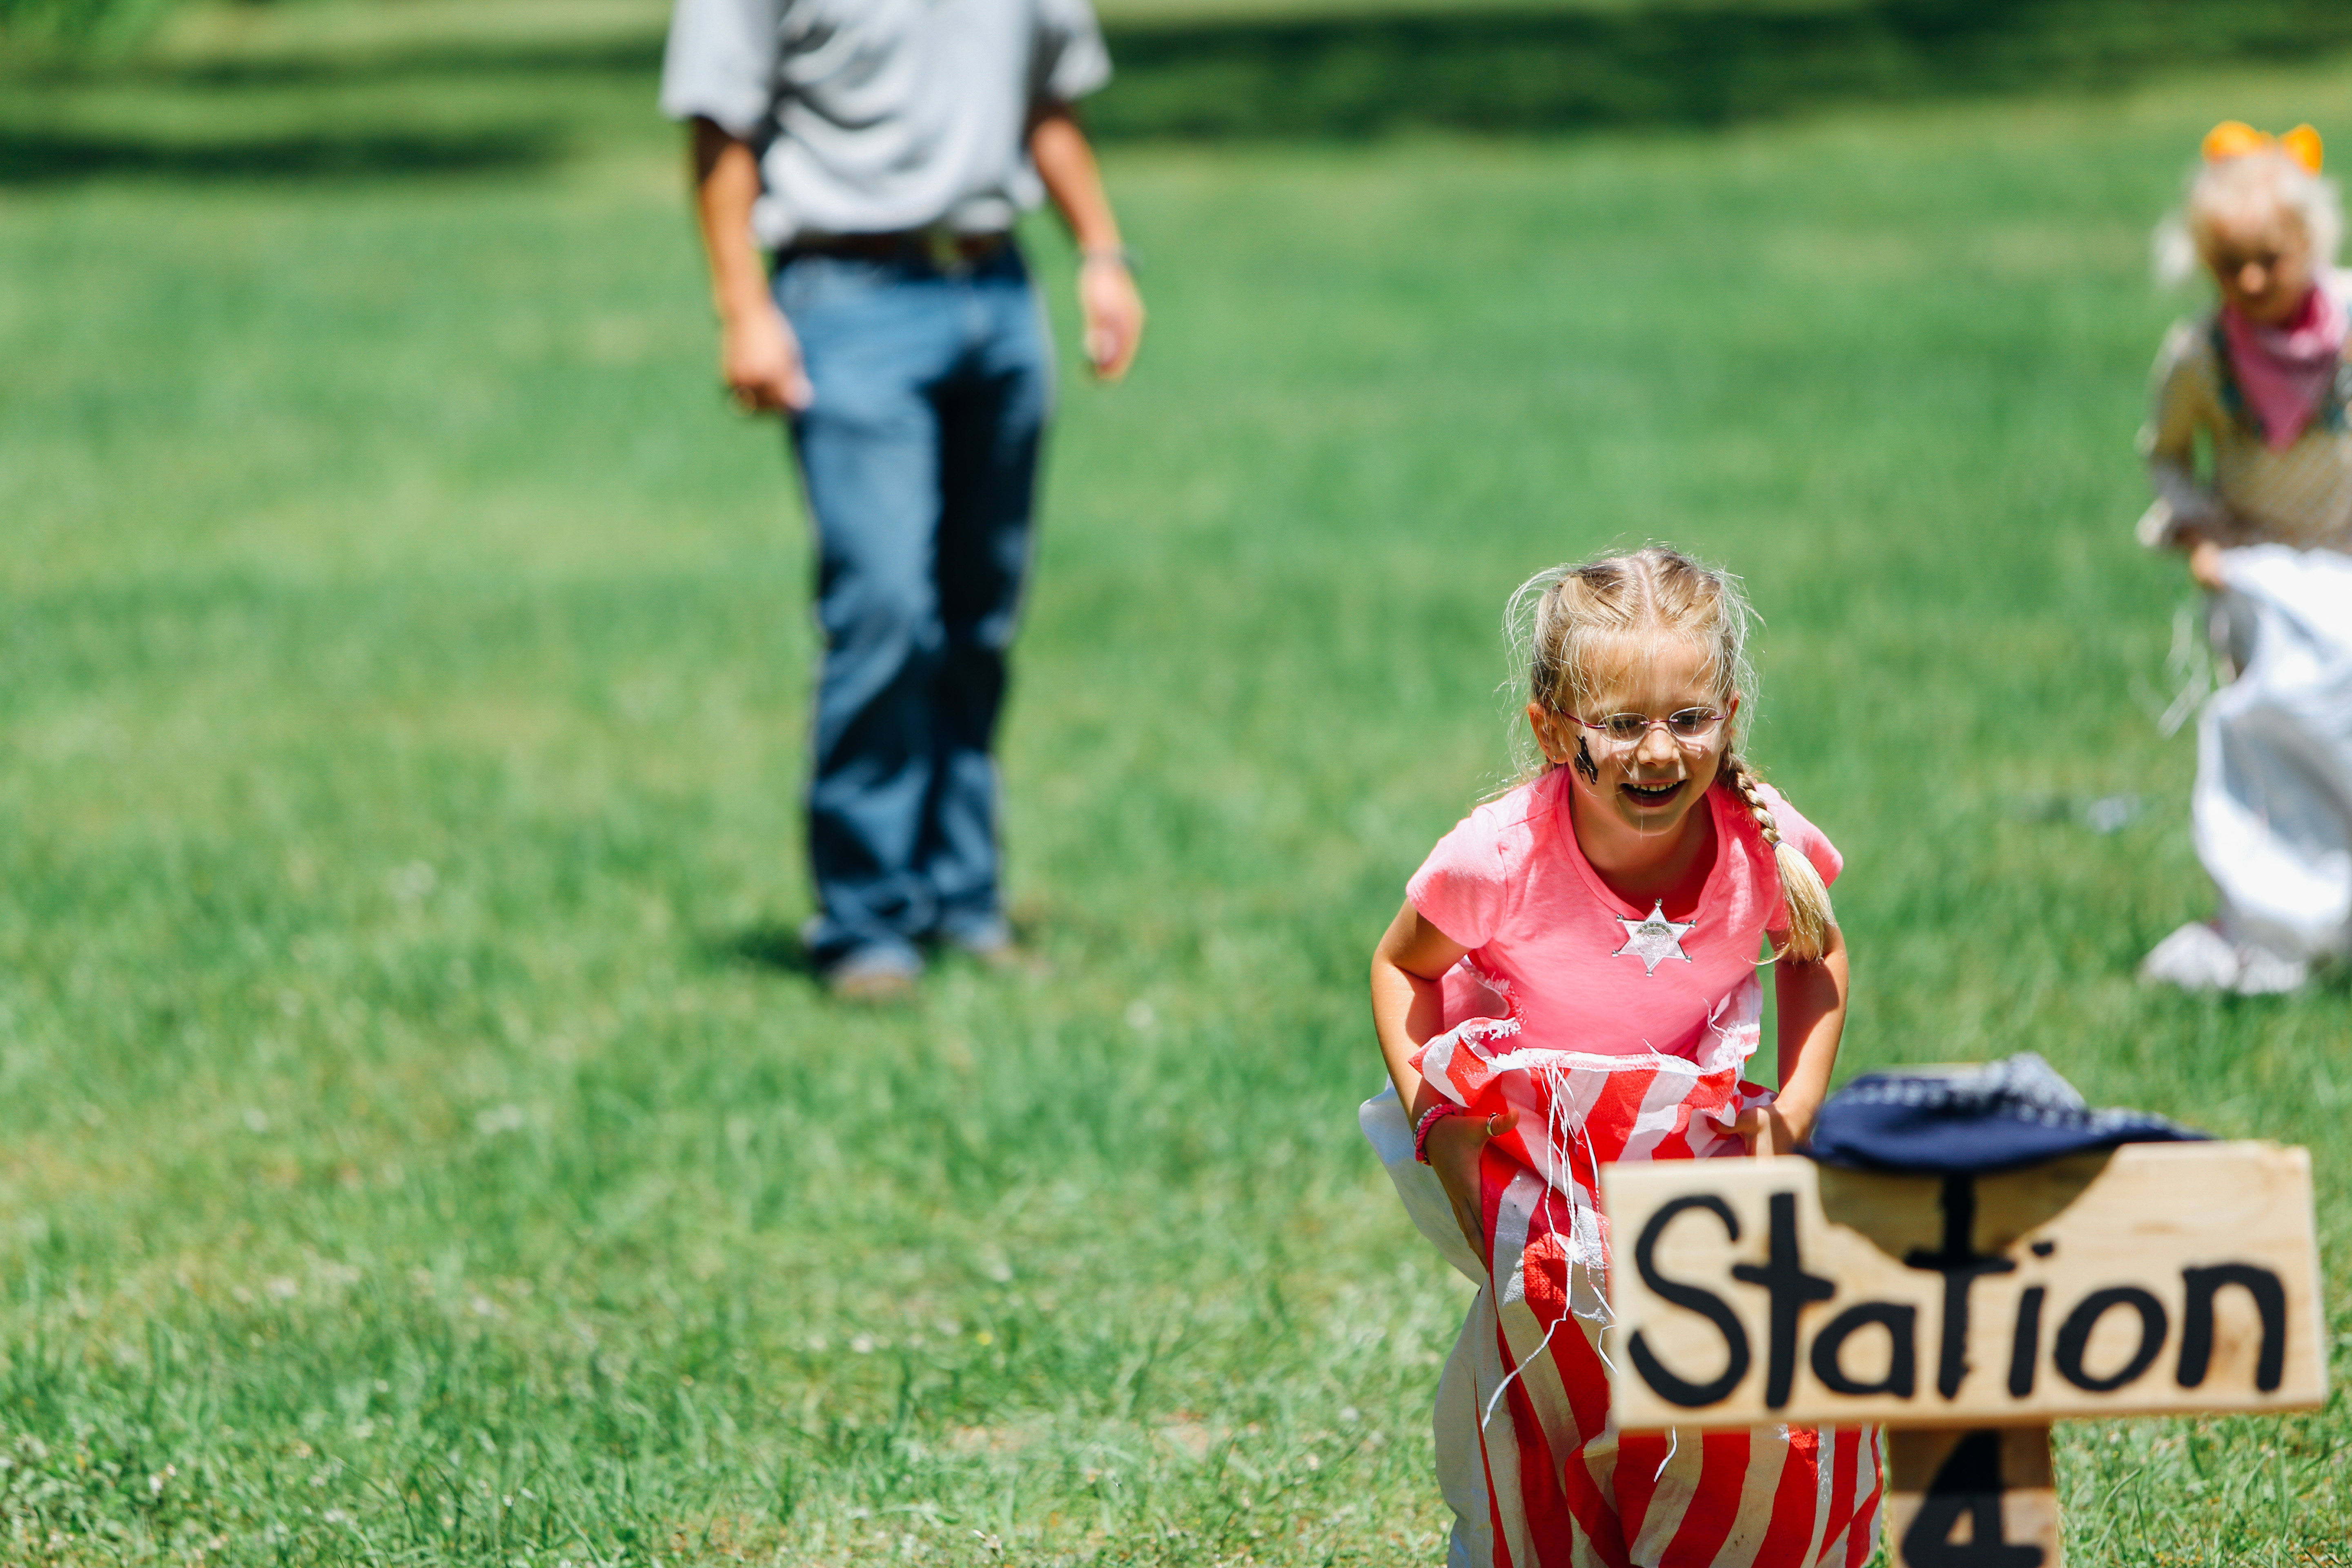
1,6,2348,1563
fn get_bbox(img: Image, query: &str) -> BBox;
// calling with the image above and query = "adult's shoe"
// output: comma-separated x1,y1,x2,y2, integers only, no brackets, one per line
822,944,922,1003
935,915,1034,972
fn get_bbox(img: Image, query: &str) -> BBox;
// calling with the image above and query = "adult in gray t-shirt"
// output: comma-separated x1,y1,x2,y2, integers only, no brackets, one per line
662,0,1114,246
662,0,1144,998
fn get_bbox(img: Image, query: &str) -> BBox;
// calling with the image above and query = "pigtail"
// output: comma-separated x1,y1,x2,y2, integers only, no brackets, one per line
1721,753,1835,963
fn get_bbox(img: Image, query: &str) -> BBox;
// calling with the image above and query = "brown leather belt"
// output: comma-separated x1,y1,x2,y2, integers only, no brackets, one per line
781,229,1011,269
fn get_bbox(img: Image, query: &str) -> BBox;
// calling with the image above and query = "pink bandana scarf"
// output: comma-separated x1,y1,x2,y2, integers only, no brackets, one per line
2222,282,2347,451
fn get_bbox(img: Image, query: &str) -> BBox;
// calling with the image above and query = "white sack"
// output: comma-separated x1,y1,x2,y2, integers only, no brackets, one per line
1360,1089,1497,1568
2197,545,2352,961
1359,1087,1485,1283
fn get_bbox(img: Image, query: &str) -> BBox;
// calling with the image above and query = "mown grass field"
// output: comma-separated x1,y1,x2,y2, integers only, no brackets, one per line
1,4,2348,1564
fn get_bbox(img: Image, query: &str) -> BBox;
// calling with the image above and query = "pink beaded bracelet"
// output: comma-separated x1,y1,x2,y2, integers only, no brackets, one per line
1413,1102,1478,1165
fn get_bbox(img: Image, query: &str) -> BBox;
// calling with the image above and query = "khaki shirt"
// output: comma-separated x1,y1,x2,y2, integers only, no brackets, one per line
2140,290,2352,552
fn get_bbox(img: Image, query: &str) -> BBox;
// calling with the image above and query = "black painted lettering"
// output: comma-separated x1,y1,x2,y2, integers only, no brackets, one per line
1808,1302,1917,1398
1729,1191,1835,1409
2007,1286,2045,1399
2176,1264,2287,1393
1899,1430,2045,1568
1628,1195,1751,1408
1903,1175,2016,1401
2054,1287,2168,1393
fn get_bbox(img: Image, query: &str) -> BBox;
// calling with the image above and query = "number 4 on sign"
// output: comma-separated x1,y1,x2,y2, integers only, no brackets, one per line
1887,1427,2060,1568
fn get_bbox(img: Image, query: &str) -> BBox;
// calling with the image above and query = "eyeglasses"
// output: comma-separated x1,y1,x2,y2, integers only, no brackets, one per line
1572,708,1726,750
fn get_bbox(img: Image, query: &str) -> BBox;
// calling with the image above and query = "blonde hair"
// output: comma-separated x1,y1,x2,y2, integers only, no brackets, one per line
1504,546,1835,962
2155,148,2343,288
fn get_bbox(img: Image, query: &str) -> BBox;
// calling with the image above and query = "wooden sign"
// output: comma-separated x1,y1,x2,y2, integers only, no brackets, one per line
1599,1142,2326,1431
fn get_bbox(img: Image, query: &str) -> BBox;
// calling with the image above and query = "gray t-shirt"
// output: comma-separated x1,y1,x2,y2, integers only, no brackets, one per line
660,0,1112,248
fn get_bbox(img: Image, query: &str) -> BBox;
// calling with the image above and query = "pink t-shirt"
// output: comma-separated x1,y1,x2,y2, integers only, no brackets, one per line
1407,768,1841,1071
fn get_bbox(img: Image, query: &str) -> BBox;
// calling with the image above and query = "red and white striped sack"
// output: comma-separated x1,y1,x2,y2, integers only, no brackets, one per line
1365,1001,1884,1568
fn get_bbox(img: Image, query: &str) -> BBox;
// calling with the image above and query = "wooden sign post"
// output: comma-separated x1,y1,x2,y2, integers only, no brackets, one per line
1883,1427,2058,1567
1599,1142,2327,1567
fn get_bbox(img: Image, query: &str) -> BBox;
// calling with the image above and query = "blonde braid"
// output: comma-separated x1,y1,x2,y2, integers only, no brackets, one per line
1721,752,1834,963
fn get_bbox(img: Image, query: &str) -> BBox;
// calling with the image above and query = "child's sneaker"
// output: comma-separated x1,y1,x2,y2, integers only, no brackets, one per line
2231,945,2310,995
2137,920,2243,990
2137,920,2310,995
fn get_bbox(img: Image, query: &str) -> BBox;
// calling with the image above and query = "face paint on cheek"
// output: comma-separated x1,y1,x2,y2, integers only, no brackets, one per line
1575,737,1599,784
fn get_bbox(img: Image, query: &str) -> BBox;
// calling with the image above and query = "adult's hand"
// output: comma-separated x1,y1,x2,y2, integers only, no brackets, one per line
723,301,813,414
1078,253,1144,382
1423,1107,1516,1262
690,118,811,414
1031,108,1144,383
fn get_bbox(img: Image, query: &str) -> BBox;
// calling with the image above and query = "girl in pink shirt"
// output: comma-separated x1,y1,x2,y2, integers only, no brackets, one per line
1367,547,1878,1568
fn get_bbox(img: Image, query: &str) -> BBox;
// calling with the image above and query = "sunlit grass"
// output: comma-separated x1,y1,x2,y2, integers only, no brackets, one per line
0,11,2346,1565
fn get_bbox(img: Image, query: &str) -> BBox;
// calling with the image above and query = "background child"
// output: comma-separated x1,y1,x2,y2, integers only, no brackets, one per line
2138,122,2352,993
1363,548,1879,1568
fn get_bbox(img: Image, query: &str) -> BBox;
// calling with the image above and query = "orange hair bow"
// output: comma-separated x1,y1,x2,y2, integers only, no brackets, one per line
2203,120,2324,174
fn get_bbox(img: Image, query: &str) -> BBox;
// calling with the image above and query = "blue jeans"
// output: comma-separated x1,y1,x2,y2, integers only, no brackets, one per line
776,244,1051,970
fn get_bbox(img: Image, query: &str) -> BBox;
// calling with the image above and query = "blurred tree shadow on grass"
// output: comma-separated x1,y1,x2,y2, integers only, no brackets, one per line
1090,0,2352,139
0,26,632,185
81,37,662,88
9,0,2352,184
0,124,562,184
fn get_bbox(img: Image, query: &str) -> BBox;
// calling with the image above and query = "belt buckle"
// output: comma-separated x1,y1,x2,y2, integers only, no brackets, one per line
921,223,969,275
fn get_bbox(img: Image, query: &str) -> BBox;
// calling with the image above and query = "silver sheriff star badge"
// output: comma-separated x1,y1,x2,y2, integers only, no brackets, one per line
1613,899,1695,975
